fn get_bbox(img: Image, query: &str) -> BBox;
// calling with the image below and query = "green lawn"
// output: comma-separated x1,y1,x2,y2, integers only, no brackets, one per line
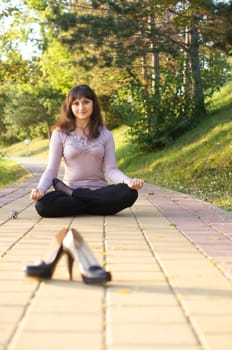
0,138,49,188
114,81,232,211
0,158,30,188
0,81,232,211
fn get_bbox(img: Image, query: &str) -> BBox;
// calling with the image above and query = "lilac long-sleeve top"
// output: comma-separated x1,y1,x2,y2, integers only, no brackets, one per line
37,126,130,192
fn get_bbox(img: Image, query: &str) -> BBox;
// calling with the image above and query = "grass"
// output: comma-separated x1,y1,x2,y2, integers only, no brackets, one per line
0,138,49,158
114,81,232,211
0,138,49,188
0,81,232,211
0,158,30,188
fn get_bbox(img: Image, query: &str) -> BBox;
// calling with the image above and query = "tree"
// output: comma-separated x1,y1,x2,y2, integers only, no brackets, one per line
4,81,64,140
0,0,231,148
34,0,230,149
210,0,232,54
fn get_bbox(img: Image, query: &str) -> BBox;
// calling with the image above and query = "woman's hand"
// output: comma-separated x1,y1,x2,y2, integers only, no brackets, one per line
124,178,144,190
30,188,45,201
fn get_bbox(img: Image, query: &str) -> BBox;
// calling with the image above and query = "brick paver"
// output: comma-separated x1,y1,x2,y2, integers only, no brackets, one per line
0,158,232,350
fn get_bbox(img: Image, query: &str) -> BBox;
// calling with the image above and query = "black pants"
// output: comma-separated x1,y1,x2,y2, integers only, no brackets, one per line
35,183,138,218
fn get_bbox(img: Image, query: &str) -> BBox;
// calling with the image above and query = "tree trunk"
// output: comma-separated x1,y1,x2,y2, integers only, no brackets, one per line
46,121,51,140
183,27,192,112
189,25,206,117
148,6,161,121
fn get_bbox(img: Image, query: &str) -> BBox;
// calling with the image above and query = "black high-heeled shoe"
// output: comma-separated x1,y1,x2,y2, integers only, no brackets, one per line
24,227,70,279
63,228,112,284
52,178,73,196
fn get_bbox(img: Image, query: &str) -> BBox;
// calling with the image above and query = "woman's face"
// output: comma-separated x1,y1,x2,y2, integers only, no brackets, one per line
71,96,93,123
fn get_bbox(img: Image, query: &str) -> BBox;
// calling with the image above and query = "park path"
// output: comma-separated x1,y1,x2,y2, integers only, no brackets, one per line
0,157,232,350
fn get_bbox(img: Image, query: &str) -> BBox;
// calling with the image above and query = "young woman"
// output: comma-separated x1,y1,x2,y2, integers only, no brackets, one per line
30,84,144,217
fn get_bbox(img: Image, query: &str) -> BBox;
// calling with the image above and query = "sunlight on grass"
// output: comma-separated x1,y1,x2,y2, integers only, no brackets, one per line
0,138,49,158
113,81,232,211
0,158,30,188
208,81,232,110
0,138,49,189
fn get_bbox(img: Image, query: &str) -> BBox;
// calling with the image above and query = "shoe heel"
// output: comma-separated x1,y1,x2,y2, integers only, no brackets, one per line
66,253,74,280
62,228,112,285
25,227,69,280
71,228,112,285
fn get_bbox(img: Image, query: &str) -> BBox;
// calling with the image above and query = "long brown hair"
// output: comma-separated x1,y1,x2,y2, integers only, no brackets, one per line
56,84,104,139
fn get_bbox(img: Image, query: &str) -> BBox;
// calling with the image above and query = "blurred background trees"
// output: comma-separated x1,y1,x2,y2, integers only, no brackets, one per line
0,0,231,149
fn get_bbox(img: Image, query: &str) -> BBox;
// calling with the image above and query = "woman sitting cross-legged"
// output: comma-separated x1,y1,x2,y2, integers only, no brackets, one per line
30,84,144,217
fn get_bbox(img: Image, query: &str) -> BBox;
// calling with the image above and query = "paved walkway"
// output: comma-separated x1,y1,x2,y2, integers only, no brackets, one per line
0,158,232,350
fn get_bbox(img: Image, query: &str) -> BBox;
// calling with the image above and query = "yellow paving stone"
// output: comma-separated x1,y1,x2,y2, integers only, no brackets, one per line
106,323,199,346
39,280,104,297
107,345,202,350
0,292,33,305
106,305,188,323
0,323,16,344
106,287,179,307
2,175,232,350
107,251,154,257
107,256,155,264
10,331,102,350
107,233,142,238
194,315,232,332
109,270,166,282
204,334,232,350
107,243,148,250
0,271,27,280
31,296,103,313
152,252,204,260
107,263,161,272
0,307,25,322
170,277,232,289
175,287,232,300
186,299,232,315
22,313,102,331
0,280,37,292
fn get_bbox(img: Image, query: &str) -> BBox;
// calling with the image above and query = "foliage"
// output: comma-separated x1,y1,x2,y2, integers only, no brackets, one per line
31,0,231,149
1,80,64,144
111,59,230,150
0,0,232,148
114,81,232,211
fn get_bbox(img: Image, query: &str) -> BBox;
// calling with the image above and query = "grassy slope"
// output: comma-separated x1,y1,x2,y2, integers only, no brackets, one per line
0,158,30,188
0,138,49,158
0,138,49,188
114,81,232,210
0,81,231,210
